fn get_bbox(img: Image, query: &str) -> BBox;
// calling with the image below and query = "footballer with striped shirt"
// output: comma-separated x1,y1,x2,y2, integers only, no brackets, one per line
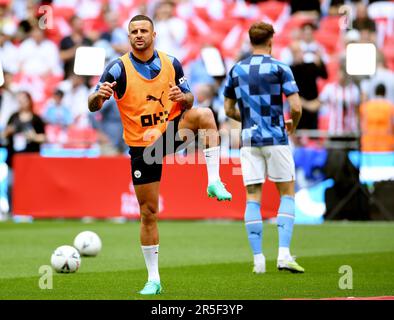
224,22,304,274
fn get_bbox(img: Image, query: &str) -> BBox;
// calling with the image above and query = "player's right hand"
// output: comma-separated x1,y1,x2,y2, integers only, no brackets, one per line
98,81,117,101
285,119,295,135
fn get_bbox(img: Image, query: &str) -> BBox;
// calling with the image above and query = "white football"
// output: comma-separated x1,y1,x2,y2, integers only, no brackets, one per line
51,245,81,273
73,231,102,256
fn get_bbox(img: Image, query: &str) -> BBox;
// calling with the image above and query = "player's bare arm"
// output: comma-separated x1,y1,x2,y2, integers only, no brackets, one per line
286,92,302,134
168,82,194,110
224,97,241,121
88,81,117,112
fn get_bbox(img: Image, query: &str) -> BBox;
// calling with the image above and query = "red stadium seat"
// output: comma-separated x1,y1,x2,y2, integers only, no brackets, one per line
209,18,240,37
314,30,340,55
258,1,289,22
319,15,341,35
45,125,67,144
274,32,292,48
384,35,394,46
65,127,98,148
83,17,107,34
383,35,394,70
186,16,210,38
51,5,75,21
282,15,315,30
193,6,210,22
43,75,62,97
326,60,340,81
382,42,394,71
318,114,329,131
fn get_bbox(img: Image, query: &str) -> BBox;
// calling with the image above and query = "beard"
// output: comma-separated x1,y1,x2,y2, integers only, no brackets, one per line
131,38,152,51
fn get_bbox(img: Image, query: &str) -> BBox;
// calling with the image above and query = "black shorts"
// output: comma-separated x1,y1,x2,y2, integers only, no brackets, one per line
129,114,187,185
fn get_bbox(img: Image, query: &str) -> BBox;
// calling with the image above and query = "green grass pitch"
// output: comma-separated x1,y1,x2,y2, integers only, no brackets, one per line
0,220,393,300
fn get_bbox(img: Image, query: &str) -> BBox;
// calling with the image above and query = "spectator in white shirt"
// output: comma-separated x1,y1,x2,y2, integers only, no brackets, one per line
53,0,102,20
59,74,90,128
18,23,63,77
361,51,394,104
153,1,188,62
0,26,18,74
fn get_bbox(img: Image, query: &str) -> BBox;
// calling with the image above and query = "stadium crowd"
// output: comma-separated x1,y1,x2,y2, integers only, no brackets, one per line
0,0,393,159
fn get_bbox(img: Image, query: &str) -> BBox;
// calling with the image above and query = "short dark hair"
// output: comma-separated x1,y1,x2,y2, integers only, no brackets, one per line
69,15,81,25
375,83,386,97
54,89,64,98
128,15,154,30
249,22,275,46
301,22,317,30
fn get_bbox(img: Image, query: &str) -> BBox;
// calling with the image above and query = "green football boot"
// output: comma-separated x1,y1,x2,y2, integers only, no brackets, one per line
207,180,232,201
139,281,163,295
277,257,305,273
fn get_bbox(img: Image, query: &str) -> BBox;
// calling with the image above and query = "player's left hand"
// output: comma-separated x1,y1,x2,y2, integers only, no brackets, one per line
285,119,295,135
168,82,185,103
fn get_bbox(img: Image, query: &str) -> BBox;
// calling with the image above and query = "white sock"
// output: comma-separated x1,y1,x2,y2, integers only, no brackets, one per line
278,247,291,261
141,245,160,282
254,253,265,265
203,146,220,185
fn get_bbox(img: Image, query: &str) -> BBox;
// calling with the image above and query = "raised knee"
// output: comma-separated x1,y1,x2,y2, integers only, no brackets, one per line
198,108,214,121
197,108,217,131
